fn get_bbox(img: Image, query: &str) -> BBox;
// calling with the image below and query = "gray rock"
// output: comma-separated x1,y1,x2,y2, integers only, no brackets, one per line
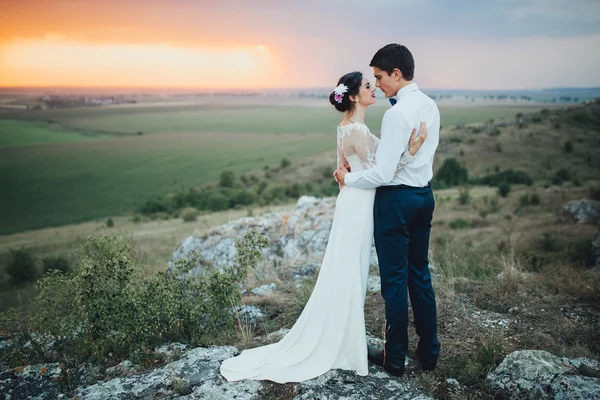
487,350,600,399
292,264,319,280
230,305,266,326
0,362,62,400
171,196,371,275
294,364,433,400
154,342,191,361
105,360,137,377
76,346,254,400
367,275,381,293
250,283,277,296
558,200,600,224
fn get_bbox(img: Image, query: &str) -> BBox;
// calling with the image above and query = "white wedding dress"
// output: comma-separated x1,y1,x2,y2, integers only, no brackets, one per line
220,122,413,383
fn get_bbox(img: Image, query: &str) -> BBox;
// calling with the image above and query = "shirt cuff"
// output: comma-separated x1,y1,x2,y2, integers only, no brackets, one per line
344,172,357,186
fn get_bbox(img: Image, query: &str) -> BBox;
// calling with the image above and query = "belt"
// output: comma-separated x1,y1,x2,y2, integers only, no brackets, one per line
378,181,431,190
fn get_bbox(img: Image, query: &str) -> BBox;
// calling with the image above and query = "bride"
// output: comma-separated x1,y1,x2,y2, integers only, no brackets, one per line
220,71,428,383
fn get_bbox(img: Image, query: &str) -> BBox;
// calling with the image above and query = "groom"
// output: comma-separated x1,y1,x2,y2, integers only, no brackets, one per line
334,43,440,377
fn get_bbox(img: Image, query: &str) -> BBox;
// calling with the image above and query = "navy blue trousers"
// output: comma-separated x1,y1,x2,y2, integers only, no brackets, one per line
373,184,440,363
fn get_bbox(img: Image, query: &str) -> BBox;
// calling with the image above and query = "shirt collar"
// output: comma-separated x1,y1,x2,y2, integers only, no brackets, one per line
389,82,419,103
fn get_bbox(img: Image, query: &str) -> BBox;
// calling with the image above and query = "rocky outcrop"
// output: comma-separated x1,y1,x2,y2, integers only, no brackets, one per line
557,200,600,224
171,196,379,275
487,350,600,399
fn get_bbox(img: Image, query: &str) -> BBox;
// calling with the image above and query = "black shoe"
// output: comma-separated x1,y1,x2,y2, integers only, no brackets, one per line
383,359,405,377
367,345,384,367
416,348,438,372
368,345,405,377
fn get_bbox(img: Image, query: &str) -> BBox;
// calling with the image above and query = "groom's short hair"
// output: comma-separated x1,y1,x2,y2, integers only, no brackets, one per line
370,44,414,81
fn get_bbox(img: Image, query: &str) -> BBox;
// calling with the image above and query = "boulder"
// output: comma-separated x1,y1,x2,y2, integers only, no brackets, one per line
557,200,600,224
487,350,600,399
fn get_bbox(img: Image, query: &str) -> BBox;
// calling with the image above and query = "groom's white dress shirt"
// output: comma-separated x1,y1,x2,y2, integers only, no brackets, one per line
344,82,440,189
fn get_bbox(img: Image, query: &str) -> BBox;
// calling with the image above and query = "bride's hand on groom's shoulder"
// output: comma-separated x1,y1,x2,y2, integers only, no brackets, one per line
408,121,429,156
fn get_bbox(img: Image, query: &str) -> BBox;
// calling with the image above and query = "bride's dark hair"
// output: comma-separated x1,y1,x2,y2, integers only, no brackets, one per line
329,71,363,113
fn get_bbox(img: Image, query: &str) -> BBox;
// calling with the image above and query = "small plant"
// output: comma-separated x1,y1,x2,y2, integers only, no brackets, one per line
457,335,506,385
106,218,114,228
5,249,38,284
497,183,511,197
495,143,503,152
590,186,600,201
219,170,236,188
564,141,574,153
180,207,199,222
280,158,291,169
458,187,470,205
449,218,471,230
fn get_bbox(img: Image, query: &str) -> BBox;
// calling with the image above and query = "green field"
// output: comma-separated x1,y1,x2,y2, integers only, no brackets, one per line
0,101,553,234
0,119,109,147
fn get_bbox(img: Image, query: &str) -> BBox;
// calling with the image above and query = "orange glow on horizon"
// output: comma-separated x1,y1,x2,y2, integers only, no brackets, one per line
0,37,277,88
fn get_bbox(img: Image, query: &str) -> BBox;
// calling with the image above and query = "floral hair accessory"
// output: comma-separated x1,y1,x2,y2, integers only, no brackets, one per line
333,83,348,103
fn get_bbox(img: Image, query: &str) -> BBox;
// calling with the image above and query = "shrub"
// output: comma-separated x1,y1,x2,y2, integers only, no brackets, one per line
435,158,469,187
488,128,501,136
280,158,291,169
530,193,541,205
458,187,470,205
554,168,571,182
457,335,506,385
567,239,596,267
2,232,269,367
563,141,574,153
449,218,471,229
42,256,71,275
5,249,38,284
180,207,199,222
495,143,503,152
106,218,114,228
219,170,235,188
590,186,600,201
478,169,532,186
498,183,511,197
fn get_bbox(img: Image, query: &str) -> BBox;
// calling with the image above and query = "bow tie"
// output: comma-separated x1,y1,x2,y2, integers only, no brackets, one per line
389,97,397,106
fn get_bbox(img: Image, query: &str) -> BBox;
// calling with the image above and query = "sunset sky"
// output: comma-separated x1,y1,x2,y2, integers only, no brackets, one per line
1,0,599,89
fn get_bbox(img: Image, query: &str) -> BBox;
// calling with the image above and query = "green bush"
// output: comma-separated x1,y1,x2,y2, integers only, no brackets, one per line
458,187,470,205
219,170,236,188
498,183,511,197
478,169,533,186
106,218,114,228
1,232,269,366
42,256,71,275
564,141,574,153
567,239,596,267
280,158,291,169
435,158,469,187
590,186,600,201
5,249,39,284
449,218,471,229
530,193,541,205
180,207,199,222
554,168,571,183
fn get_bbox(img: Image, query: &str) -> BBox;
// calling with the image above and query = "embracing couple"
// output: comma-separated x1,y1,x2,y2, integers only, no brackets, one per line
220,43,440,383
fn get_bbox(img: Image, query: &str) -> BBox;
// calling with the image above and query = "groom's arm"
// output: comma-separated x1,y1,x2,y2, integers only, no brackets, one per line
344,110,412,189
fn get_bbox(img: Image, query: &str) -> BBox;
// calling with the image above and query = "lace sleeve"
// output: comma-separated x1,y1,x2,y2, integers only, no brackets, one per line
347,126,377,168
395,148,414,174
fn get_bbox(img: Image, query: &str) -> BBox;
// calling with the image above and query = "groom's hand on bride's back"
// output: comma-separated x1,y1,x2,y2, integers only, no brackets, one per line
333,165,348,187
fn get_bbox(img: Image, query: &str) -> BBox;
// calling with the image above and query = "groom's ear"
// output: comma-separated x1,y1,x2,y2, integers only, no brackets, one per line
392,68,403,81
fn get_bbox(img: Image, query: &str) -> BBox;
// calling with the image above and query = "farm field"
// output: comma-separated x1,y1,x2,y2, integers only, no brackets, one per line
0,99,559,234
